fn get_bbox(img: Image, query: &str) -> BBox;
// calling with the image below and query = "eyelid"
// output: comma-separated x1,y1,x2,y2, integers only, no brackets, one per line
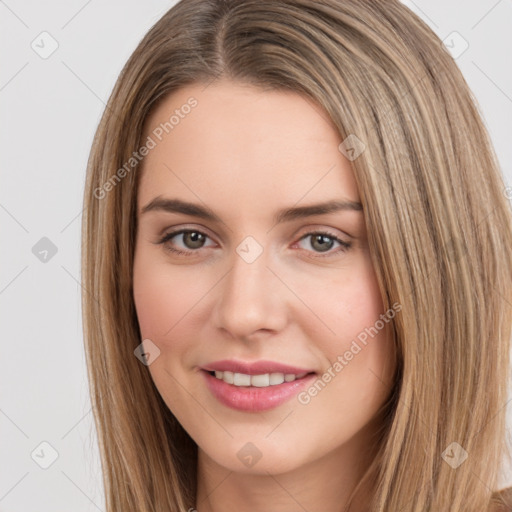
156,223,351,241
156,227,217,249
295,225,350,240
155,222,216,239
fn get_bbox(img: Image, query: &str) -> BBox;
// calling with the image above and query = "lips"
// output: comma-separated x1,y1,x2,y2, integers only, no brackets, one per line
202,359,315,375
200,359,317,412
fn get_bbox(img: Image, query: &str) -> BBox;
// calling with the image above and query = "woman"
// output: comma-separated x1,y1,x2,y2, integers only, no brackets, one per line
81,0,512,510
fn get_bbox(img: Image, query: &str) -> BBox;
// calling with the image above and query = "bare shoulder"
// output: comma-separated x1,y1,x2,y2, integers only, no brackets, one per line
489,487,512,511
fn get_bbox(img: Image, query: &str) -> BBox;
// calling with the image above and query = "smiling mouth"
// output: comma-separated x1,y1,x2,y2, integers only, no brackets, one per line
206,370,314,388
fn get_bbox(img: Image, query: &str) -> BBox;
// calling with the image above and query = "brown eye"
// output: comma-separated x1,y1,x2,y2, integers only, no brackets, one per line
181,231,206,249
157,229,215,255
310,234,335,252
296,231,352,257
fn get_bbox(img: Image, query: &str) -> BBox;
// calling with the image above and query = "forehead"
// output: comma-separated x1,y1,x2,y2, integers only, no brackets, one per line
138,80,360,213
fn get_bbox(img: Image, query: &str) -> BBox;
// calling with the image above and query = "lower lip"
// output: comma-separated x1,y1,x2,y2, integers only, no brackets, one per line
201,370,317,412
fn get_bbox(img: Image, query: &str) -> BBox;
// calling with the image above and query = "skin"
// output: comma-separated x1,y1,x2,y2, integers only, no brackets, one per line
133,80,396,512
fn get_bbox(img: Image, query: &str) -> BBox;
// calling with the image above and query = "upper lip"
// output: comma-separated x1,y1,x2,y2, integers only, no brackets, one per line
201,359,316,375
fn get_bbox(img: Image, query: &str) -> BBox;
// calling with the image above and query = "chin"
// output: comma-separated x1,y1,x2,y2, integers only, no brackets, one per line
198,434,315,476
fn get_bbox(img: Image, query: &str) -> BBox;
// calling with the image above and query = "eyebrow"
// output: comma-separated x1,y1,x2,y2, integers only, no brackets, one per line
140,197,363,224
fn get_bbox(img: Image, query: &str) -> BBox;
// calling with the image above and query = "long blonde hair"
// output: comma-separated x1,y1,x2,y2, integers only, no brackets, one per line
81,1,512,510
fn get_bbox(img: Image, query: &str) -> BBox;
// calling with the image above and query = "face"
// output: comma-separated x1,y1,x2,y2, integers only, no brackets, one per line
133,80,396,476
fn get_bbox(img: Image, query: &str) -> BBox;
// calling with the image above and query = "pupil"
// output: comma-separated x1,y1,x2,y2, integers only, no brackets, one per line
185,232,204,248
312,234,333,252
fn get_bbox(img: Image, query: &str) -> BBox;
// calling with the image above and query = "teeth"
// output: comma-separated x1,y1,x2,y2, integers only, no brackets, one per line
269,372,285,385
223,371,234,384
211,371,309,387
233,373,251,386
251,374,270,387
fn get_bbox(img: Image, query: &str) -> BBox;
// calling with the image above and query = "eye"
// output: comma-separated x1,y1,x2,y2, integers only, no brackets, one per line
295,231,352,257
156,229,215,255
155,228,352,258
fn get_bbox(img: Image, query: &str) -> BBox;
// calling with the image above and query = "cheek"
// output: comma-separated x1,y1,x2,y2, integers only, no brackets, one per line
293,256,385,345
133,249,210,340
132,251,208,408
296,258,394,401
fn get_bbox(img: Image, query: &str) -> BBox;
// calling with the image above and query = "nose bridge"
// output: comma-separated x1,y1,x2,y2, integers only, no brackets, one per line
213,239,285,337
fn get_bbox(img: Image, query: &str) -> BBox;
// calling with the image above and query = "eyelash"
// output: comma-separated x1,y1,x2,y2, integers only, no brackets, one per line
156,229,352,258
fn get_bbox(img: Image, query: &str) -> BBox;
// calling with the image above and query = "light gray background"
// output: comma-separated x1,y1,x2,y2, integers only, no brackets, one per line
1,1,511,510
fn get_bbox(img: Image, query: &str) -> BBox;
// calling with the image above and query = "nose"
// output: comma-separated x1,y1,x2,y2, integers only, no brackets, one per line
212,244,288,340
